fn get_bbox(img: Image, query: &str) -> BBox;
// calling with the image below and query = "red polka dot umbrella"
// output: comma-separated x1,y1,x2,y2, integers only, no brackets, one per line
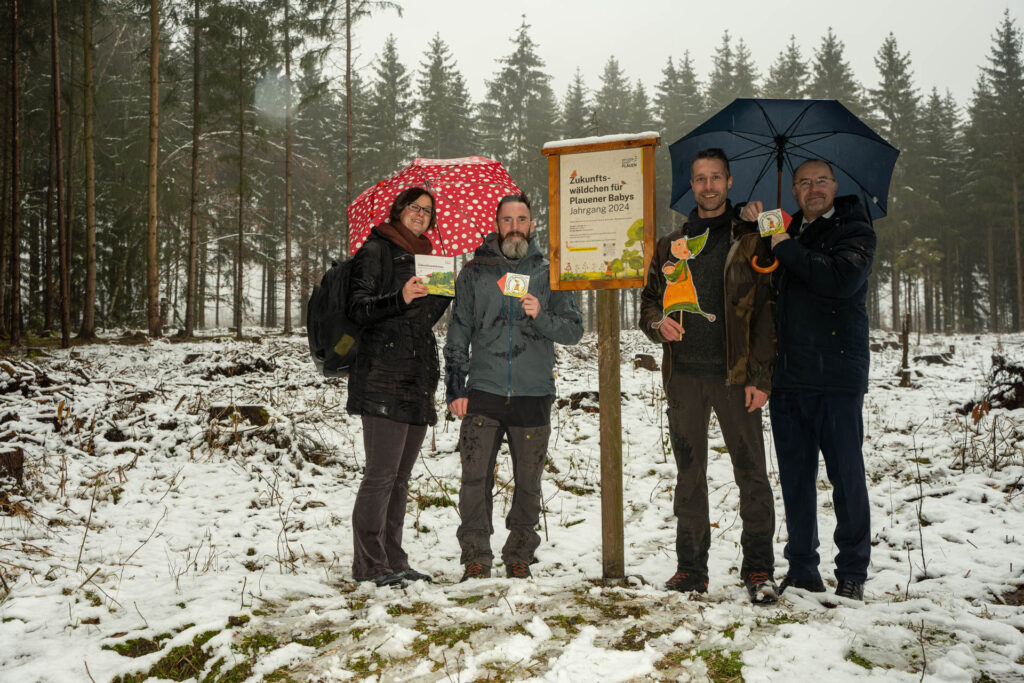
347,156,522,257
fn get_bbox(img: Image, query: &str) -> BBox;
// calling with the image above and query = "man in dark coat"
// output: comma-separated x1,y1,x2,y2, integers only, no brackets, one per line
742,159,876,601
444,194,583,581
639,148,778,604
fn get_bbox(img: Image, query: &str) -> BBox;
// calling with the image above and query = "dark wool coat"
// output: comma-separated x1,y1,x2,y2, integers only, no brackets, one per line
345,228,450,425
771,194,876,394
639,212,777,393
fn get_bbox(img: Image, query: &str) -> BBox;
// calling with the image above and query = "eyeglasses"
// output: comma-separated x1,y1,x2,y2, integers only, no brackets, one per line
794,177,835,191
406,203,433,216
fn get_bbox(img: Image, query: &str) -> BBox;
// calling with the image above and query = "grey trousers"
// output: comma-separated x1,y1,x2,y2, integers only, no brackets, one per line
351,415,427,581
665,373,775,579
456,415,550,567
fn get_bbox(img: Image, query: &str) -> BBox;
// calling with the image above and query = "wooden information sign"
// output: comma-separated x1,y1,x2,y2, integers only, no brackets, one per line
542,133,660,581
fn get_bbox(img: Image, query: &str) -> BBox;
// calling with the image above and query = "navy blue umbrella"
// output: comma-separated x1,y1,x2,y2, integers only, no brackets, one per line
669,98,899,221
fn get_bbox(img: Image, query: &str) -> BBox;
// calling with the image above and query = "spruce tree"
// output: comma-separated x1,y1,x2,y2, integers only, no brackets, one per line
477,19,559,224
762,36,809,99
414,34,476,159
357,35,413,184
559,68,592,139
704,30,735,113
592,56,631,134
808,27,866,116
654,53,703,233
968,11,1024,330
732,38,759,98
917,88,965,332
869,32,922,330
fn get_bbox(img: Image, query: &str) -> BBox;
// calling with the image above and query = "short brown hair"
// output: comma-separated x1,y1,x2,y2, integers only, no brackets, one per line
495,193,532,220
691,148,731,178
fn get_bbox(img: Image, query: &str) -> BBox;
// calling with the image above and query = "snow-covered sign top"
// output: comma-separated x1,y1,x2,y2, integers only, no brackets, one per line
542,131,661,151
348,156,521,257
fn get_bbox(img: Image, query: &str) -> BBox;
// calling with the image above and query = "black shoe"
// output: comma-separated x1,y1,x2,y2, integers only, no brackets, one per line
397,567,432,583
665,571,708,594
368,572,405,588
778,575,826,595
460,562,491,582
744,571,779,604
835,580,864,601
506,561,532,579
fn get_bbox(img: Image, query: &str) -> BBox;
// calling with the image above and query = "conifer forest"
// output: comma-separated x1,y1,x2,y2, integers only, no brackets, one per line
1,1,1023,345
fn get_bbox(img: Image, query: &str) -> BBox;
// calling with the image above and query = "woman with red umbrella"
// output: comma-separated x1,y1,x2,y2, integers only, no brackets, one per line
346,187,451,588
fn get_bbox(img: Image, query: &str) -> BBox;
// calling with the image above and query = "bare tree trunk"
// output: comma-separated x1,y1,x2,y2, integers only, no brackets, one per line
146,0,160,336
0,91,9,339
44,120,54,330
1012,141,1023,332
344,0,352,257
79,0,97,338
5,0,19,342
987,225,998,332
51,0,69,348
234,30,245,340
215,250,221,328
197,228,206,329
890,229,900,331
104,233,132,327
67,36,78,327
184,0,200,337
283,1,293,333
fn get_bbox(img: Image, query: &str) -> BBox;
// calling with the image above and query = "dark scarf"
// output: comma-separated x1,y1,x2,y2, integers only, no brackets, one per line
377,220,433,255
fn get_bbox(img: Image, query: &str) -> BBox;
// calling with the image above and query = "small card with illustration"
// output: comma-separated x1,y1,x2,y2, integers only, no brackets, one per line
496,273,530,298
756,208,792,236
414,255,456,297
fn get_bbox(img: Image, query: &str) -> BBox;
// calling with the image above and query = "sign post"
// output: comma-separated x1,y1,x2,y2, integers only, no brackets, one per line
542,133,660,580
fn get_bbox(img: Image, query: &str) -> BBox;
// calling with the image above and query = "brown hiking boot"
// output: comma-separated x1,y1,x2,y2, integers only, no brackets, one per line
460,562,491,582
506,561,532,579
743,570,779,604
665,571,708,594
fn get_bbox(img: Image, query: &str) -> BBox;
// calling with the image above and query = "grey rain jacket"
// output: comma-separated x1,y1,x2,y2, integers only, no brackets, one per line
444,232,583,403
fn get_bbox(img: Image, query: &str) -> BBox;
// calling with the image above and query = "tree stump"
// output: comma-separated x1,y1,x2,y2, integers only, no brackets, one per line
0,448,25,488
899,313,912,387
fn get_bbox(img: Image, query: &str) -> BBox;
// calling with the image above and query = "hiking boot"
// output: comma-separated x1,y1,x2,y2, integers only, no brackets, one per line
368,573,405,588
398,567,432,583
835,580,864,601
778,575,826,595
460,562,491,582
743,571,779,604
665,571,708,594
506,561,532,579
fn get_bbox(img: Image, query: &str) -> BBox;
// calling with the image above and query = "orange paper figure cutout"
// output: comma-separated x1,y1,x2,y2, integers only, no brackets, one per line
661,229,716,324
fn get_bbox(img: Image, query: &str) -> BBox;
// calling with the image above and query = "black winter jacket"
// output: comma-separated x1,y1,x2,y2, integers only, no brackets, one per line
771,194,875,394
345,228,451,425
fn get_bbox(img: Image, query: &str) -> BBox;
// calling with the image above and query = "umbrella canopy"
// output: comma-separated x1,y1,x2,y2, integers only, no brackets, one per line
348,156,521,256
669,98,899,221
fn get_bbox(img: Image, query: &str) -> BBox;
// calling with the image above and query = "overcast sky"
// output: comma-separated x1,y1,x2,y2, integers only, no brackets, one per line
352,0,1016,120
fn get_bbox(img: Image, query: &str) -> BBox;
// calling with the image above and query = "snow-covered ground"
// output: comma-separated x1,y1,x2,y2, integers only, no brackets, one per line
0,329,1022,682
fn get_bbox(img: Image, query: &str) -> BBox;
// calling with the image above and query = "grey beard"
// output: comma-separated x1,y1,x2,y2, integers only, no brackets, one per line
500,235,529,260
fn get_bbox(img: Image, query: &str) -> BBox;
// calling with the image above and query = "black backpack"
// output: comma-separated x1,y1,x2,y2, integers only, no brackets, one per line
306,247,391,378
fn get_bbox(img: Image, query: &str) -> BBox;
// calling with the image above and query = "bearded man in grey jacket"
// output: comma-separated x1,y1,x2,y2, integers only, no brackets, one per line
444,193,583,582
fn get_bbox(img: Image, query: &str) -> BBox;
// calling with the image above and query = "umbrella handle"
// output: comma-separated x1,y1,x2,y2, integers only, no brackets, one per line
750,255,779,274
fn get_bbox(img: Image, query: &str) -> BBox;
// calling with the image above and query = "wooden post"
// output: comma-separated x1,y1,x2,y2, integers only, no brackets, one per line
597,289,624,580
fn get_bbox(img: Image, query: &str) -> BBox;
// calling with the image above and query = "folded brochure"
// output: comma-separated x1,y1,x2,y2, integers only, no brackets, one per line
414,255,456,297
